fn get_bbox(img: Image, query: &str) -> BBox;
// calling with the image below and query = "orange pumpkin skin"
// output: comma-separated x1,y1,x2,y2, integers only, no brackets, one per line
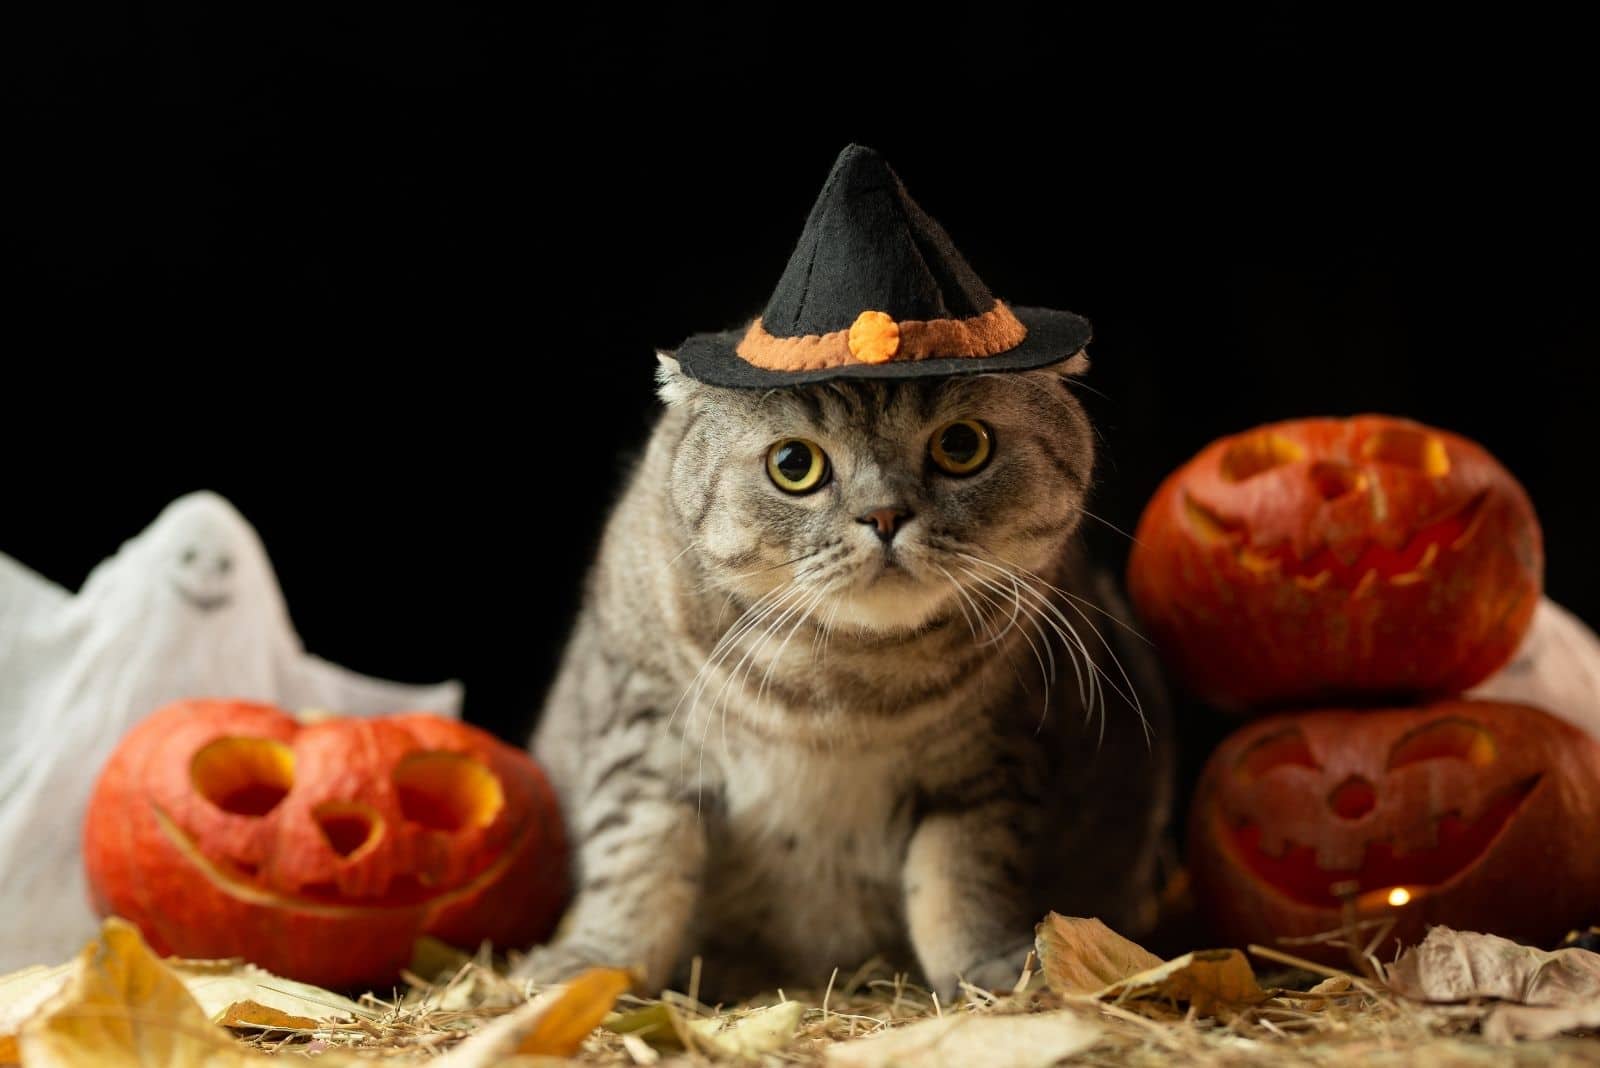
1127,416,1542,712
1188,701,1600,960
84,700,568,988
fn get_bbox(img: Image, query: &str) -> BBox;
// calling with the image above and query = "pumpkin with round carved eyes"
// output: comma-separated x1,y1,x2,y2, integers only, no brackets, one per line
84,700,569,988
1188,700,1600,960
1127,415,1542,712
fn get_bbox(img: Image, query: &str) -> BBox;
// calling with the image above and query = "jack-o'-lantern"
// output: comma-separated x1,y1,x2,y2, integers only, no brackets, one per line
1188,700,1600,959
84,700,569,988
1128,415,1542,711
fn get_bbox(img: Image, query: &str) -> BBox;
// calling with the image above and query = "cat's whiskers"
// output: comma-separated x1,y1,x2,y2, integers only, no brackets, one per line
956,565,1058,729
955,550,1149,745
706,581,814,728
1074,507,1146,549
963,547,1150,737
669,580,802,791
933,565,985,644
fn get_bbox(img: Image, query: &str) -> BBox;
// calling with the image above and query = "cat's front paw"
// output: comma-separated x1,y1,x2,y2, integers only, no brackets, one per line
512,941,624,986
930,941,1037,1002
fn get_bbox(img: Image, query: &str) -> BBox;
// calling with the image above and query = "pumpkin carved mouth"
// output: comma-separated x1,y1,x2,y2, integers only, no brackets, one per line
151,802,532,917
1221,773,1541,908
1183,489,1489,591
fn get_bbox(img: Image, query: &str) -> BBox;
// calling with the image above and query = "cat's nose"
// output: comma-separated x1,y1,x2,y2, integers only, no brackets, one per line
857,506,914,543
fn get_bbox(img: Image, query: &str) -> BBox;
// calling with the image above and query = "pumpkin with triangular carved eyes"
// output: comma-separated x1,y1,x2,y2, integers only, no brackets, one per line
84,700,569,987
1188,700,1600,959
1128,415,1542,712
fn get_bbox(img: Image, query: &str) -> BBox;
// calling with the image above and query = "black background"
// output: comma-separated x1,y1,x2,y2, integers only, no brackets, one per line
4,6,1595,788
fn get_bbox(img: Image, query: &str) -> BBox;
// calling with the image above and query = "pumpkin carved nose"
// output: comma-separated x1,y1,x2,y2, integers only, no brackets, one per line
1309,461,1366,501
1328,774,1377,819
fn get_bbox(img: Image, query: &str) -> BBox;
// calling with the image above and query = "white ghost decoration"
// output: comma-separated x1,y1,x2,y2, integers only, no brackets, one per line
0,491,463,968
1471,596,1600,741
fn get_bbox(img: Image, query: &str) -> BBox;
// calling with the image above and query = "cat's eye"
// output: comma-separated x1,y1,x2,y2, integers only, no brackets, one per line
766,438,830,494
929,419,993,476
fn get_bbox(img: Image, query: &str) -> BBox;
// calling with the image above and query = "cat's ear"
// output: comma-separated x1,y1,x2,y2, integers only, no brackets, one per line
655,351,699,408
1048,351,1091,378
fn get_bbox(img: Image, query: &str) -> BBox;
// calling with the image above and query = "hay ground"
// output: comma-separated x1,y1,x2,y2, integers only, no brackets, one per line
226,937,1600,1065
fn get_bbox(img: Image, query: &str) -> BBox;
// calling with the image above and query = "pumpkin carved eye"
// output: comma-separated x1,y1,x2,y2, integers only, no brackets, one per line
1363,427,1451,477
1388,717,1497,768
1233,726,1320,784
394,751,504,831
191,737,294,817
1220,431,1306,481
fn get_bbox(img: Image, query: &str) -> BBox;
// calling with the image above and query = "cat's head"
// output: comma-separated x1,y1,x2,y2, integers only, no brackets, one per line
658,353,1096,633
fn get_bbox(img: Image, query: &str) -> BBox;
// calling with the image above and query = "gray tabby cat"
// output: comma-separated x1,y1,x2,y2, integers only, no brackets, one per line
521,350,1174,1000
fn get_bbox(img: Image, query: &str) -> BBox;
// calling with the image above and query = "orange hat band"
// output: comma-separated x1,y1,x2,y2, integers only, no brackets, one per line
734,302,1027,373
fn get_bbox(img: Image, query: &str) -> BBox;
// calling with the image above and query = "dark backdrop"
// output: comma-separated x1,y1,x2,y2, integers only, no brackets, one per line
5,7,1594,792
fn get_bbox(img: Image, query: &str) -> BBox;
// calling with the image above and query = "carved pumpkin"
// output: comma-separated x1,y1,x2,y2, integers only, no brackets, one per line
84,700,569,987
1128,415,1542,711
1188,700,1600,959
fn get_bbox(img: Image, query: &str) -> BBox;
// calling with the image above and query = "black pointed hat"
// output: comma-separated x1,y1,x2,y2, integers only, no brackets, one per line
674,144,1091,387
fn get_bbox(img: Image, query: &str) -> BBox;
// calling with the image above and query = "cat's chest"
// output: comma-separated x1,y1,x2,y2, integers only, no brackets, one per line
694,745,917,977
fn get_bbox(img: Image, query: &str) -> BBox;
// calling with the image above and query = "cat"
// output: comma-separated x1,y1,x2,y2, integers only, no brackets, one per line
519,350,1174,1000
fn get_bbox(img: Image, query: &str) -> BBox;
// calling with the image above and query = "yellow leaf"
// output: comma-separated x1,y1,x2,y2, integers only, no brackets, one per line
1033,913,1163,995
684,1001,804,1058
1097,949,1268,1018
434,967,634,1067
216,1000,321,1032
168,958,365,1026
826,1010,1102,1068
604,1002,684,1047
16,918,301,1068
0,963,74,1058
517,967,634,1055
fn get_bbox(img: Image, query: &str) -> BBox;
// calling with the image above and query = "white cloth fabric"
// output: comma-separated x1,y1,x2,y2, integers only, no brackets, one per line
1471,596,1600,740
0,491,463,968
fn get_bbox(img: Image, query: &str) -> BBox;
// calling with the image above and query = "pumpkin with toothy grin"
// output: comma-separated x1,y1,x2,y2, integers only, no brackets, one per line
1128,415,1542,712
1188,701,1600,960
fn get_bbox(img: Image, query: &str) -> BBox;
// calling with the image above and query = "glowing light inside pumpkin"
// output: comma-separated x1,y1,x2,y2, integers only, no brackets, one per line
1387,886,1412,907
394,751,504,831
191,737,295,816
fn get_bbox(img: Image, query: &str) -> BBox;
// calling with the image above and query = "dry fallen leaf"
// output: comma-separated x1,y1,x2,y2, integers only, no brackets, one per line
168,957,366,1029
216,999,320,1032
1098,949,1268,1017
1387,926,1600,1043
1484,1000,1600,1044
685,1000,805,1058
1034,913,1163,995
0,962,74,1060
1387,927,1600,1006
17,918,294,1068
434,967,633,1066
825,1010,1103,1068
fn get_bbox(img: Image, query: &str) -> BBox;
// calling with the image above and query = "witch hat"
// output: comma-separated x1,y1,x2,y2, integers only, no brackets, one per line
674,144,1091,387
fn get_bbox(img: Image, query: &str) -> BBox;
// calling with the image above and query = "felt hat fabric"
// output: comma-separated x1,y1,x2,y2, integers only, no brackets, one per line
675,144,1092,387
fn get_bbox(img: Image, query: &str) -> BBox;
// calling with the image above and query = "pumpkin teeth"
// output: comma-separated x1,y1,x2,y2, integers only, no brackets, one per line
1292,571,1332,591
1200,489,1492,592
1222,773,1542,908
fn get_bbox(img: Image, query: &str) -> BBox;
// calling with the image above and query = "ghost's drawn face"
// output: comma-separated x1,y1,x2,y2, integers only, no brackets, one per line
80,491,285,625
172,540,237,612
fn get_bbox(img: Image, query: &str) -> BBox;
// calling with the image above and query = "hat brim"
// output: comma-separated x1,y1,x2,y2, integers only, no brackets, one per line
672,306,1092,388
